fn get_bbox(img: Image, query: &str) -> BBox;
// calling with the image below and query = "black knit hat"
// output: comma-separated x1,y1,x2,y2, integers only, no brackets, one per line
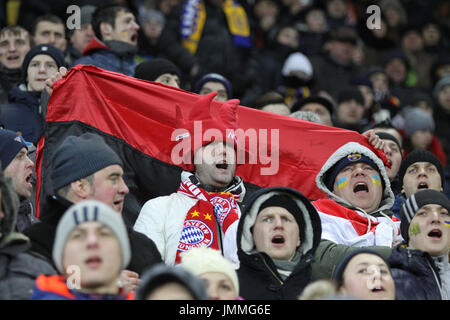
259,194,306,243
398,149,444,189
291,96,335,114
332,248,390,286
134,58,181,82
51,133,123,192
399,189,450,243
337,87,365,107
22,44,66,81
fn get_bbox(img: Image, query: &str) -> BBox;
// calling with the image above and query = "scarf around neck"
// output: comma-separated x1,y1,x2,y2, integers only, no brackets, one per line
175,172,244,263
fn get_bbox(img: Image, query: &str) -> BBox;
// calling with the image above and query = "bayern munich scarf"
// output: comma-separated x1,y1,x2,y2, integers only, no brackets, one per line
175,178,240,263
180,0,251,55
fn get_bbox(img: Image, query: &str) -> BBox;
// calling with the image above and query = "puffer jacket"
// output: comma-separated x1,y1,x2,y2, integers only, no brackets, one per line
0,85,43,144
72,37,138,76
236,187,322,300
388,244,448,300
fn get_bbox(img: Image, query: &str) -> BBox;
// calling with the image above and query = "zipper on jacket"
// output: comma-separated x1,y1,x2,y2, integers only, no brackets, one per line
426,258,445,300
216,219,224,256
260,254,284,285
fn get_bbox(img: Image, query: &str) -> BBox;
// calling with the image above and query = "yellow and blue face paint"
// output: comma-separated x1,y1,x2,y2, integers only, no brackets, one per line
371,174,382,187
444,221,450,228
337,177,348,190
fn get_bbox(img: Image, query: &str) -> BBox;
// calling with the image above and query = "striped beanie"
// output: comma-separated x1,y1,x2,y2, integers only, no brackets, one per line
52,200,131,274
399,189,450,243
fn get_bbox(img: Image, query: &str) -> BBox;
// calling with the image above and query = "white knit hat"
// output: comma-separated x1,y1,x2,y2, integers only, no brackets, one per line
281,52,313,78
52,200,131,274
180,247,239,294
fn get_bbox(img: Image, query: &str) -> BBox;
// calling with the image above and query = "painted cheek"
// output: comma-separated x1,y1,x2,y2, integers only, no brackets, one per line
371,174,382,187
336,177,348,190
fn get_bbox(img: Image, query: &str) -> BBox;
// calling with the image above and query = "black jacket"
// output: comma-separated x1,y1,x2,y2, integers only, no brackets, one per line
236,187,322,300
388,244,444,300
23,195,162,274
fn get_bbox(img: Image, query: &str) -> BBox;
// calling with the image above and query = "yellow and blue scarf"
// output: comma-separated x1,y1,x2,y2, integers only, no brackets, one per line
180,0,251,55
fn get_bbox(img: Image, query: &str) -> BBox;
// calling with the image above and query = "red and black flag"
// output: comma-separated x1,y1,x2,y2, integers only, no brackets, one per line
36,65,382,226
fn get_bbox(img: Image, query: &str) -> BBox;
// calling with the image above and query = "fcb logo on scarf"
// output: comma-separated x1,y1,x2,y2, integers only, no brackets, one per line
178,219,214,251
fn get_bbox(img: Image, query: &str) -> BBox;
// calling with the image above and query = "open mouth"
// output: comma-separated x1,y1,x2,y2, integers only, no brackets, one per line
371,287,385,293
25,173,33,189
353,182,369,193
85,256,102,268
131,33,137,43
216,162,229,170
417,182,429,190
428,229,442,239
271,235,285,244
7,55,19,61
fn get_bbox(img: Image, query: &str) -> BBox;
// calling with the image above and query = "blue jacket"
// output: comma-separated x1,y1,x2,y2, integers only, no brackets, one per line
388,244,444,300
0,85,43,144
72,38,138,76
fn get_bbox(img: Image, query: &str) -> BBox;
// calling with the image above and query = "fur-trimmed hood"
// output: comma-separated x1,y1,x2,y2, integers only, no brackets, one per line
237,186,322,259
315,142,395,213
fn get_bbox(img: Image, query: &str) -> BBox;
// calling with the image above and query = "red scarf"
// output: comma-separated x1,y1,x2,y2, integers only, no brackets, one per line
175,179,240,263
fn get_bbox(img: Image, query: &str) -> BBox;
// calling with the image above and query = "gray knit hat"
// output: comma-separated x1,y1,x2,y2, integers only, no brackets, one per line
433,75,450,99
52,200,131,274
403,108,435,138
51,133,123,192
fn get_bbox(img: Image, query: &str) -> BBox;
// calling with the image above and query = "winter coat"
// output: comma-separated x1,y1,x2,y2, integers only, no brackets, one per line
31,275,134,300
72,37,138,76
134,171,246,267
388,244,448,300
0,173,56,300
314,142,401,247
0,233,58,300
23,194,162,275
0,85,43,144
236,187,322,300
0,65,21,105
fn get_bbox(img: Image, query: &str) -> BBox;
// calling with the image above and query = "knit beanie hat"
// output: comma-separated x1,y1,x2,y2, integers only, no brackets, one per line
433,75,450,99
259,194,307,244
22,44,66,81
337,87,365,107
52,200,131,274
325,153,381,191
281,52,313,79
134,58,181,82
51,133,123,192
291,96,335,115
332,248,390,286
403,108,435,138
0,129,28,170
180,246,239,294
399,189,450,243
397,149,444,189
194,73,233,99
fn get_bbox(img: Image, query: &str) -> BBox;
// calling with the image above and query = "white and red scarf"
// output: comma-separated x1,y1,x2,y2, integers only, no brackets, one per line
175,179,240,263
313,199,401,247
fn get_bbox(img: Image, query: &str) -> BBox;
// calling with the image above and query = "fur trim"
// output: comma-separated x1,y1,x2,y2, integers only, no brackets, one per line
315,142,394,212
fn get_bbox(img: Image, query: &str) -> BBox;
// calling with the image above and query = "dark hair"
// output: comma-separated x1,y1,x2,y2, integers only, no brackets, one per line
91,4,132,41
31,14,65,37
0,25,30,42
254,91,285,109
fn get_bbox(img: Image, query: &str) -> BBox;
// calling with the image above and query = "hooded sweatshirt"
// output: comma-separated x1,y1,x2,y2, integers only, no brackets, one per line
314,142,401,247
236,186,322,300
